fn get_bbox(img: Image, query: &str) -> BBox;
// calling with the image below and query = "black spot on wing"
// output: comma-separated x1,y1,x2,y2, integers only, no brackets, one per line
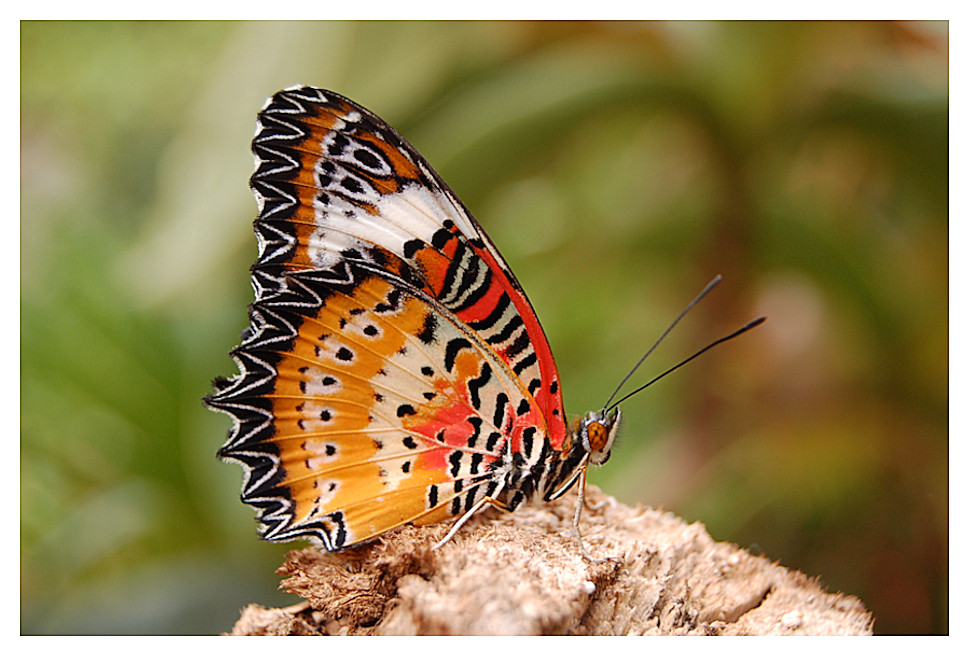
467,362,492,410
470,452,484,475
449,450,462,477
504,328,531,359
463,485,480,512
444,338,472,372
374,288,403,313
522,426,537,458
467,417,483,448
493,393,508,428
485,431,502,452
512,351,537,376
432,226,454,250
468,292,511,332
335,347,354,361
486,314,523,346
416,312,437,344
402,239,424,259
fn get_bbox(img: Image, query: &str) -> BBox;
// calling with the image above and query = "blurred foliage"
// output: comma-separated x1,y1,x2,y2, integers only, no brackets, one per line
21,21,947,634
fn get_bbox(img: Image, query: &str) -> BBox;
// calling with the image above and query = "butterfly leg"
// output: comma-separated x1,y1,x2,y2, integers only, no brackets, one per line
431,485,508,551
572,466,615,563
571,465,596,560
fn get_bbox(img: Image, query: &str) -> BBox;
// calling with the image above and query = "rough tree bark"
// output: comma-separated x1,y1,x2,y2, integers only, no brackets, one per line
227,485,873,635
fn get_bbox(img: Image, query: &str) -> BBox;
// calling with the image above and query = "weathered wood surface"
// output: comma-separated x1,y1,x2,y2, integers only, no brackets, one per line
227,485,873,635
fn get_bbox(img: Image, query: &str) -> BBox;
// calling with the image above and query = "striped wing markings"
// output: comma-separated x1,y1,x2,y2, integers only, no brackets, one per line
260,268,537,541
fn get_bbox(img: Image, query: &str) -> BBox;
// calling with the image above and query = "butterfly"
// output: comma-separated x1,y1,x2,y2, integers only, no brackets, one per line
206,86,761,555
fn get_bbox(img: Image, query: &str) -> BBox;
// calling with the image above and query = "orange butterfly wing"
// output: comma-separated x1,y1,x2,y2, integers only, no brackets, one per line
207,87,573,549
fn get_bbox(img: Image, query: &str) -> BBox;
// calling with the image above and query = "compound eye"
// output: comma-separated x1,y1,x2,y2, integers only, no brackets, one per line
587,421,609,451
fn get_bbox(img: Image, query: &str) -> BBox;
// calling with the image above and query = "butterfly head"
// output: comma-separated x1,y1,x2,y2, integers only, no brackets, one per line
575,407,622,466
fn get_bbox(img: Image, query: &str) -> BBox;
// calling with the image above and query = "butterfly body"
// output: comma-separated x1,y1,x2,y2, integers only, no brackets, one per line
206,87,619,551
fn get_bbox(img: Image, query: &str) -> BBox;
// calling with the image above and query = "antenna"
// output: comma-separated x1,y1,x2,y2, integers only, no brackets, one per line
605,316,766,412
601,274,724,412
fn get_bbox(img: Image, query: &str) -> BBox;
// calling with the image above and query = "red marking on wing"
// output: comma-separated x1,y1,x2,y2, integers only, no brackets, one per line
410,403,478,472
464,239,568,451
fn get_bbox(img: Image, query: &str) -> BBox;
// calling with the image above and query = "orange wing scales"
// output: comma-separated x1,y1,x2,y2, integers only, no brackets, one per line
207,87,590,550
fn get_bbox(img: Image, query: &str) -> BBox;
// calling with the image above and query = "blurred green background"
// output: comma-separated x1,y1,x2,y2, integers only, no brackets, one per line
21,21,947,635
